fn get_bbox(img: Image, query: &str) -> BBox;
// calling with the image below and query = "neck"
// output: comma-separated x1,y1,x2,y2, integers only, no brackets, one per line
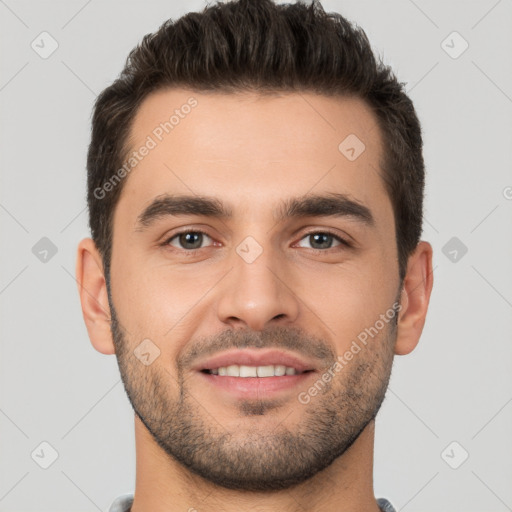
130,416,382,512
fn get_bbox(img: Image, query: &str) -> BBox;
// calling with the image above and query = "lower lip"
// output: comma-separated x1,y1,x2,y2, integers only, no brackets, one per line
198,371,316,399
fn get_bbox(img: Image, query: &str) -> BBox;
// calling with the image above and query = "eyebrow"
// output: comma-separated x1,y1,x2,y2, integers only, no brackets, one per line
135,192,375,231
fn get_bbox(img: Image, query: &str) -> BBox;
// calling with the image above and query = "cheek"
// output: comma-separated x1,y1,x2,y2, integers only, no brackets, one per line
111,253,215,342
110,251,169,339
299,258,395,348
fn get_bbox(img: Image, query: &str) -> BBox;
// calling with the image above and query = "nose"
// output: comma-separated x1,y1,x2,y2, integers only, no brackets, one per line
216,239,300,331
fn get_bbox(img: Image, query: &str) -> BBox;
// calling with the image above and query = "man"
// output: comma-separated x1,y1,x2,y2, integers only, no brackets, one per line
76,0,433,510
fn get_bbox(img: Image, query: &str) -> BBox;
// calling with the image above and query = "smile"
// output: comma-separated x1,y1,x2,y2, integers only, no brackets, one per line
203,364,311,377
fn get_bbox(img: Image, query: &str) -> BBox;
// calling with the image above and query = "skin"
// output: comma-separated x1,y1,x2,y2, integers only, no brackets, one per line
76,88,433,512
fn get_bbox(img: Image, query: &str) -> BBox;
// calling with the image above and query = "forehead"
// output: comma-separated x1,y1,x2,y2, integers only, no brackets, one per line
115,87,391,231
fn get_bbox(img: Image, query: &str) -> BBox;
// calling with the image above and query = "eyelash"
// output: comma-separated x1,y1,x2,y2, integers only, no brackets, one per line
161,229,352,252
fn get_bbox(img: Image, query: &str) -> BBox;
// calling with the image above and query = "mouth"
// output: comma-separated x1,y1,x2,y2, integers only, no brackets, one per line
194,349,319,398
201,365,313,377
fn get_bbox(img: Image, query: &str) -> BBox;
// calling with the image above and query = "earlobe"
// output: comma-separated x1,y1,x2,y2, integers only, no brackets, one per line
394,241,434,356
75,238,115,355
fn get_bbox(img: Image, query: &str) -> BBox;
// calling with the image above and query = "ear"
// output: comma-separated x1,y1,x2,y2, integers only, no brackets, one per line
75,238,115,355
394,241,434,356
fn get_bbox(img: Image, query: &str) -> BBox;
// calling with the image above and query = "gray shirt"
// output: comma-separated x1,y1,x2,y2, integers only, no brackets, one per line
108,493,397,512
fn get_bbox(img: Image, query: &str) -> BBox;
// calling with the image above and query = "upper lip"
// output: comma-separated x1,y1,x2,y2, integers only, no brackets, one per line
194,349,318,373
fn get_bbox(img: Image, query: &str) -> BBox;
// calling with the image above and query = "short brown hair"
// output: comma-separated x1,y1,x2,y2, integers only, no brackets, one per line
87,0,425,285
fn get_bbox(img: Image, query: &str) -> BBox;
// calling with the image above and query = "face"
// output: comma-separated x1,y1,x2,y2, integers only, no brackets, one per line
107,88,401,491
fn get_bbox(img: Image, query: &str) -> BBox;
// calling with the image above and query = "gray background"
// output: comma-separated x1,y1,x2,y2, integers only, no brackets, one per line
1,0,511,510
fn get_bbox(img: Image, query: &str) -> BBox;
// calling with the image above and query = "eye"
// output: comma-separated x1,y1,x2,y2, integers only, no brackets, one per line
163,230,214,250
161,229,352,252
296,231,351,251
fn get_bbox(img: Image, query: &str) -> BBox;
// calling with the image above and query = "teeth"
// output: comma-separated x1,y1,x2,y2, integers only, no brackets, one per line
240,365,257,377
256,365,274,377
208,364,300,377
274,365,286,376
226,365,239,377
